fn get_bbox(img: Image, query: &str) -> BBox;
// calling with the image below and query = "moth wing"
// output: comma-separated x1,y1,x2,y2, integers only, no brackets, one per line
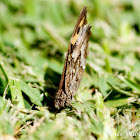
57,6,88,90
55,6,91,109
65,25,91,99
64,7,91,99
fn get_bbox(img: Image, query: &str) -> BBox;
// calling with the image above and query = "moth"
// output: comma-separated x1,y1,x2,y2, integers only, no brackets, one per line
54,6,91,109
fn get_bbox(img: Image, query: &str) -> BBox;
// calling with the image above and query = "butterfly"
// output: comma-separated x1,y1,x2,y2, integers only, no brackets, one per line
54,6,91,109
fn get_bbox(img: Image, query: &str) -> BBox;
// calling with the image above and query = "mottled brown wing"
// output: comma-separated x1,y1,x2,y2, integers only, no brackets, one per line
65,24,91,99
54,6,91,109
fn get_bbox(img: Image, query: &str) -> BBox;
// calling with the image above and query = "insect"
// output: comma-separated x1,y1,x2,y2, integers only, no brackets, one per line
54,6,91,109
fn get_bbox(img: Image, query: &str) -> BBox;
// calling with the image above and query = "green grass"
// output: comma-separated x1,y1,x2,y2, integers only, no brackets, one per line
0,0,140,139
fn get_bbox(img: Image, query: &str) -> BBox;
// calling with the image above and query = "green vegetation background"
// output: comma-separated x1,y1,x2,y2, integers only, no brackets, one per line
0,0,140,139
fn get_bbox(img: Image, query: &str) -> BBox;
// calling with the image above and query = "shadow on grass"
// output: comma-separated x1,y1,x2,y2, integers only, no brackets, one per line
43,67,61,112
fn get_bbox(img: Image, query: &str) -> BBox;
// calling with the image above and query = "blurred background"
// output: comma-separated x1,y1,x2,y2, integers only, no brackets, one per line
0,0,140,139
